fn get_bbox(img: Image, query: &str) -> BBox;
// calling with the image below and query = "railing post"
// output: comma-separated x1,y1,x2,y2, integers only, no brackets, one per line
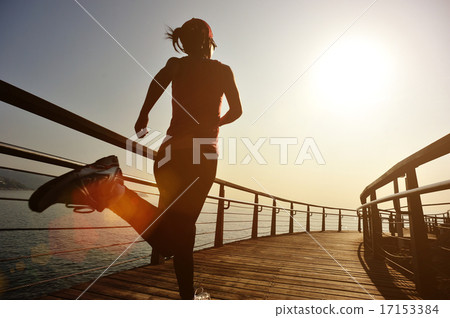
214,184,225,248
427,217,432,234
338,209,342,232
271,199,277,236
251,194,259,239
389,212,396,236
289,202,294,234
370,191,383,258
306,205,311,232
357,210,362,233
150,249,165,265
321,207,326,231
360,197,370,247
405,169,436,298
434,217,439,238
393,178,404,248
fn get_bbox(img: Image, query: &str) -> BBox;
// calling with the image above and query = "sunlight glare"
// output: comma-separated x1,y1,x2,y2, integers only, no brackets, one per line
313,38,393,114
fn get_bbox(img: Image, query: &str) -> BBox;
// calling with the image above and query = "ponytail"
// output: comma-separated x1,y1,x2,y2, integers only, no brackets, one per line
166,27,184,53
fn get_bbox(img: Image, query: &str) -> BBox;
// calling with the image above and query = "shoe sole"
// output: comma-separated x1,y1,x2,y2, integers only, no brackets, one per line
28,155,119,212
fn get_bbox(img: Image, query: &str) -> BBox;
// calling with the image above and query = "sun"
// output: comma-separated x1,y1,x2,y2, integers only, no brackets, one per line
313,38,393,114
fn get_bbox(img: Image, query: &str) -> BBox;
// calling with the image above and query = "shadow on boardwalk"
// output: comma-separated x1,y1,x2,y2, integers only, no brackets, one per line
356,242,419,300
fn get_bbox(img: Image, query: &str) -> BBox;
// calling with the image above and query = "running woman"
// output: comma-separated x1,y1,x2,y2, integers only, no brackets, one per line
29,18,242,300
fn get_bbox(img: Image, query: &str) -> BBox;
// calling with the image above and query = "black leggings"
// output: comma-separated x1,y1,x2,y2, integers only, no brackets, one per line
110,144,217,299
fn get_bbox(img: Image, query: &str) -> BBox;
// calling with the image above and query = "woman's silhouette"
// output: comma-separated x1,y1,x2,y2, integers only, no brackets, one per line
29,18,242,299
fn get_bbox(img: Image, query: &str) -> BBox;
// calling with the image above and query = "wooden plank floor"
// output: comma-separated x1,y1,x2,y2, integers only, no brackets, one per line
43,231,421,300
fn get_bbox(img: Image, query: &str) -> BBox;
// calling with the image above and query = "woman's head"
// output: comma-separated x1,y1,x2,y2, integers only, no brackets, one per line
167,18,217,59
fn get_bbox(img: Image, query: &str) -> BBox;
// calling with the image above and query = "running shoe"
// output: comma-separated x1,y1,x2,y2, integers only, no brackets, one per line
193,287,211,300
29,155,124,213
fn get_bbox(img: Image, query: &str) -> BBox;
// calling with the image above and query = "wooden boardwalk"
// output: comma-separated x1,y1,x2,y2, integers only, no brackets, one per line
43,231,421,300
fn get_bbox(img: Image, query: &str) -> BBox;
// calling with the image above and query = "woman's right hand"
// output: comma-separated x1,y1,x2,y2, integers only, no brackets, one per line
134,114,149,138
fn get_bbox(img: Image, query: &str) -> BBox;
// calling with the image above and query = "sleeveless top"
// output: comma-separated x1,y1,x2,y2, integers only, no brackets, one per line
166,56,226,153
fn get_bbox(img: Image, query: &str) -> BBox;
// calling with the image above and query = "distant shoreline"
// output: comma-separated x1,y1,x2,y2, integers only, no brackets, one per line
0,168,49,190
0,175,32,190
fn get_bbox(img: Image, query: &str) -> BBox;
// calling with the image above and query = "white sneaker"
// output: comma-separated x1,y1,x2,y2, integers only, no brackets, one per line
193,287,211,300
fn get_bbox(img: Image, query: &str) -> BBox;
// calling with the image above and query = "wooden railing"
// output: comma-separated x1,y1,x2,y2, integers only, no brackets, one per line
0,79,359,297
357,134,450,298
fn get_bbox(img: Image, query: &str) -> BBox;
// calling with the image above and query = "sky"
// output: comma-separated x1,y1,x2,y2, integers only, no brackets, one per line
1,0,449,210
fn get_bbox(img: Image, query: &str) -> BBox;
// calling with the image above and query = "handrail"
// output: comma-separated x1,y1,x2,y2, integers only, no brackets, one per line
207,194,358,217
0,226,132,231
359,134,450,299
383,202,450,212
0,79,155,159
0,141,157,188
360,133,450,200
358,180,450,210
214,177,354,212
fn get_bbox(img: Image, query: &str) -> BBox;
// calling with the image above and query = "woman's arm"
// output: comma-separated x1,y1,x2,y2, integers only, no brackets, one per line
134,58,178,136
219,65,243,127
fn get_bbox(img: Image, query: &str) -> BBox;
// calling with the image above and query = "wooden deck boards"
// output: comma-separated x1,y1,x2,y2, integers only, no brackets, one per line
43,231,421,300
